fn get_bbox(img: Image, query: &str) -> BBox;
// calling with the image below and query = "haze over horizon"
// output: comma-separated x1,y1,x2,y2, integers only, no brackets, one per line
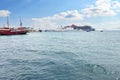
0,0,120,30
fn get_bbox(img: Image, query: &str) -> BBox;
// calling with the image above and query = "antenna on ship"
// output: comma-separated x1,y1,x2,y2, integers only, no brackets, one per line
7,17,9,28
20,17,22,27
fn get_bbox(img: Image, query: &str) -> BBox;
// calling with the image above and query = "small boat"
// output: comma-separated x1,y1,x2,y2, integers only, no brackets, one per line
100,30,103,32
0,17,28,35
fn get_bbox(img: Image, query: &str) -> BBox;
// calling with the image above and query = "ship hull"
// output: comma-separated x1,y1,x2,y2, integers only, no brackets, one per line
0,31,27,35
0,28,28,35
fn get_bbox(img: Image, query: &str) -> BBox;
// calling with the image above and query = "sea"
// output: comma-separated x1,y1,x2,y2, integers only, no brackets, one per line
0,31,120,80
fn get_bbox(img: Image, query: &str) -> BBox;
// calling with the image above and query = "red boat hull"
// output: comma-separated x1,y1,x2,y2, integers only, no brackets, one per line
0,31,27,35
0,27,28,35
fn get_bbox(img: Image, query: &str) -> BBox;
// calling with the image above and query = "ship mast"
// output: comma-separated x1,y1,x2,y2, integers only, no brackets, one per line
7,17,9,28
20,17,22,27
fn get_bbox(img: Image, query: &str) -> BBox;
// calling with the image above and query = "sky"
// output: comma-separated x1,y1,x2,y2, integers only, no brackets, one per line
0,0,120,30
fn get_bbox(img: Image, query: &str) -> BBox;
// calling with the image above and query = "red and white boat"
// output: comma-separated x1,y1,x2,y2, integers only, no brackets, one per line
0,17,28,35
0,27,28,35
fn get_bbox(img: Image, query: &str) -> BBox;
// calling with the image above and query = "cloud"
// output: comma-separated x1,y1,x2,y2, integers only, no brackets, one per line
54,10,84,20
98,21,120,30
32,10,83,21
82,0,120,17
32,18,58,29
31,0,120,30
112,1,120,9
32,10,84,29
0,10,11,17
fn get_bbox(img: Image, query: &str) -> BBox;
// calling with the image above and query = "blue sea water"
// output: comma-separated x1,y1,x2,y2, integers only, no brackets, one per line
0,31,120,80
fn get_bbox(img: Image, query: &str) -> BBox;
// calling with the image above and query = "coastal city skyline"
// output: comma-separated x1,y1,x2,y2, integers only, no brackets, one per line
0,0,120,30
